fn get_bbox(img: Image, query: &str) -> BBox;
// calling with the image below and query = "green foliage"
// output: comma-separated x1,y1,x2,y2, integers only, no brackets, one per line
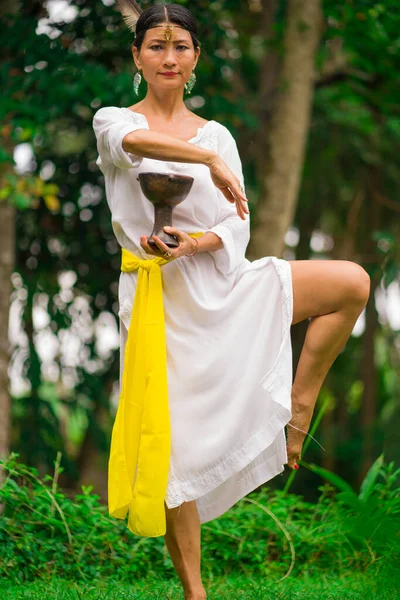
1,0,400,504
1,453,399,586
0,572,398,600
202,464,400,581
0,453,167,583
300,454,400,565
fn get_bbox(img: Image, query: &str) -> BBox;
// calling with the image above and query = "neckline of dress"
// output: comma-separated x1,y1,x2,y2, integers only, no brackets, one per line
121,108,215,144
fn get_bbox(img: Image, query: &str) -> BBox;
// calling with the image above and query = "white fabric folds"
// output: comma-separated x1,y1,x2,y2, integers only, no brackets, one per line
93,106,293,526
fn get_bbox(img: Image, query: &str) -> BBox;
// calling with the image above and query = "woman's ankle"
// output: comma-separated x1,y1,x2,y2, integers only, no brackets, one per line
184,585,207,599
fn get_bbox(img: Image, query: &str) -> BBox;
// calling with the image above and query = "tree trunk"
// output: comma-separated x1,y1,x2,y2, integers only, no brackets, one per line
0,0,52,482
0,0,20,489
74,365,119,500
248,0,323,259
0,202,15,464
75,405,109,501
360,274,379,483
254,0,280,185
321,397,336,472
358,168,383,483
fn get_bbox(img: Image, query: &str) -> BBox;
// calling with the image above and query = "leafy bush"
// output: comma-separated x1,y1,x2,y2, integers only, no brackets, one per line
0,452,399,585
0,453,168,583
201,454,400,582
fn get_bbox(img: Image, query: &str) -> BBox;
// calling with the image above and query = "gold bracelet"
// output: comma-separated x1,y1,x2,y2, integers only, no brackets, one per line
185,237,199,257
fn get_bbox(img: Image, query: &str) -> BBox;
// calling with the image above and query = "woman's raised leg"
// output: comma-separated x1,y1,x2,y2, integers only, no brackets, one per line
163,500,207,600
286,259,370,468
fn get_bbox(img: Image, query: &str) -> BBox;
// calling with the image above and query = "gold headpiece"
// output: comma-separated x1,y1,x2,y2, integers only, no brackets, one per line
117,1,186,41
163,25,174,41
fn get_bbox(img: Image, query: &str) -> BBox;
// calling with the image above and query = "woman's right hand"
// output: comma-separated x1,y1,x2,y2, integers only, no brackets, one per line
208,154,249,220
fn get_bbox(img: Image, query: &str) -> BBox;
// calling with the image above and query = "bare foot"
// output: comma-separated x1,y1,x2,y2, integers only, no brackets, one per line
184,591,207,600
286,396,314,468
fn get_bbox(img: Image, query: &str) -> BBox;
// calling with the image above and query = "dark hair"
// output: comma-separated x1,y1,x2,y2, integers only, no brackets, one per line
132,3,200,53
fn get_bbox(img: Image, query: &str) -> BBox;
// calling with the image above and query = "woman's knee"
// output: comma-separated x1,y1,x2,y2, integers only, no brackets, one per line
343,262,370,309
289,259,370,324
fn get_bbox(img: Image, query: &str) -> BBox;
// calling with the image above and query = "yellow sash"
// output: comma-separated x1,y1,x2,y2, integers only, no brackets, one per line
108,232,203,537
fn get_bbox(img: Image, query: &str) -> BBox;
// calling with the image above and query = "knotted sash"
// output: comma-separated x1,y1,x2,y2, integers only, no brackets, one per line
108,232,203,537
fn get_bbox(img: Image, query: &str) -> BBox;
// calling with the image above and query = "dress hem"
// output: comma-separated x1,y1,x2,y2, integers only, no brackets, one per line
164,257,294,522
164,397,291,509
197,434,287,524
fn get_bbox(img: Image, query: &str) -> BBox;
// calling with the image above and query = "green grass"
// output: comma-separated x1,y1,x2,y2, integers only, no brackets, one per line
1,454,399,599
0,572,398,600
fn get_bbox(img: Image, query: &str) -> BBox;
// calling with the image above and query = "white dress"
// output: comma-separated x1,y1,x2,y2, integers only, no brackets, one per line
92,106,293,525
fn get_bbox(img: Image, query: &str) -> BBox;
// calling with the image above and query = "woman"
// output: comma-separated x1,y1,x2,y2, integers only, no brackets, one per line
93,4,370,599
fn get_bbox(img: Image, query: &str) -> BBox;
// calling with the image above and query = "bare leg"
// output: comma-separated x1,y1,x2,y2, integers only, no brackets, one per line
286,259,370,467
163,500,207,600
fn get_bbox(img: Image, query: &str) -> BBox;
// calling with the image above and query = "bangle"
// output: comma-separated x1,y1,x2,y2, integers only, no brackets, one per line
185,237,199,257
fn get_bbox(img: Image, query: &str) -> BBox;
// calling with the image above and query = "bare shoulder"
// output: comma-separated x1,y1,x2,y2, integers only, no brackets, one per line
189,112,209,127
126,102,144,113
126,104,207,125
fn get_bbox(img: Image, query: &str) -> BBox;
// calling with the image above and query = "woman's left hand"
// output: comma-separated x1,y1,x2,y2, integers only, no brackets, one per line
140,226,198,260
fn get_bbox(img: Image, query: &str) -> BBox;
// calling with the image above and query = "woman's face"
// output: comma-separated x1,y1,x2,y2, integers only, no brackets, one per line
132,23,200,92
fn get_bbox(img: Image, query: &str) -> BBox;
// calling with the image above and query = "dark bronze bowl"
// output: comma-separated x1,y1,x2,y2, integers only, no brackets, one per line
137,172,194,248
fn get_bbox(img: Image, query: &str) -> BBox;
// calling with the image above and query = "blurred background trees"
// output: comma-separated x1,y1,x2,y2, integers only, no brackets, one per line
1,0,399,499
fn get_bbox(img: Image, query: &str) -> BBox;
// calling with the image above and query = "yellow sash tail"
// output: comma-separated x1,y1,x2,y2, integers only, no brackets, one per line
108,232,203,537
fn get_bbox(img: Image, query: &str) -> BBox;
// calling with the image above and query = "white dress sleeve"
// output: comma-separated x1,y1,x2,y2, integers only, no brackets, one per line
92,106,149,170
206,125,251,275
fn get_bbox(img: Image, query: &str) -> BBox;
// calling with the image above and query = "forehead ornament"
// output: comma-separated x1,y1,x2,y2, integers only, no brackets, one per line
163,24,174,41
117,1,191,42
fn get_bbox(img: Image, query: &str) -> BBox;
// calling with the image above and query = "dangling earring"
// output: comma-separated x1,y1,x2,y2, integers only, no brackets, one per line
184,71,196,95
133,71,142,96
